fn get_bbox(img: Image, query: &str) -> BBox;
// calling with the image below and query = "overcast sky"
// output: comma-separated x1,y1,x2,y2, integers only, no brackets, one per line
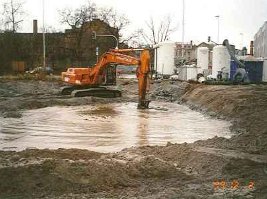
6,0,267,49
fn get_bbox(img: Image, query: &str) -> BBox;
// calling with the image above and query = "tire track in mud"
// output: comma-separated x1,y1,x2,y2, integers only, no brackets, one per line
194,147,267,164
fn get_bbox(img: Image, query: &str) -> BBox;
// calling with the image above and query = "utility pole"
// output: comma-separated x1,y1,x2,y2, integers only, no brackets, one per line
215,15,220,43
182,0,185,57
43,0,46,69
96,46,99,62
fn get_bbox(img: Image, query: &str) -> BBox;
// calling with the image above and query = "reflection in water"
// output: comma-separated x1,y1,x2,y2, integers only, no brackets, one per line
137,111,149,146
0,102,232,152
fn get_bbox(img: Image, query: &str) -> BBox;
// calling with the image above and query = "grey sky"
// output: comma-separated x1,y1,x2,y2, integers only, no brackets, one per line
5,0,267,48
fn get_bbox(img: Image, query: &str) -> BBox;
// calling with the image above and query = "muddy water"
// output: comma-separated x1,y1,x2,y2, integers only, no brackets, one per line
0,102,231,153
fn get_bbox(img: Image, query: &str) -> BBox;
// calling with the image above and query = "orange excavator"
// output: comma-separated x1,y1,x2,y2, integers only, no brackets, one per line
61,49,151,109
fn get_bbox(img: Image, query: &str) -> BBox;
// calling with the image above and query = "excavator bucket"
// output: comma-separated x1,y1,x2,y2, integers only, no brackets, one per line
137,99,150,109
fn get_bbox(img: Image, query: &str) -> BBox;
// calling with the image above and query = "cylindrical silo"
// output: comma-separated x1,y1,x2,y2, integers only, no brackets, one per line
212,45,231,78
197,47,209,73
155,42,176,75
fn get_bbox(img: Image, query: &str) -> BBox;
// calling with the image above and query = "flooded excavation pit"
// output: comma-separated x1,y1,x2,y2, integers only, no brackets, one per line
0,102,231,152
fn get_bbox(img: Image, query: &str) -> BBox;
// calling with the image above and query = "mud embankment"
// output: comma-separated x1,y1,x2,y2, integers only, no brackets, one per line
181,84,267,154
151,81,267,154
1,144,266,198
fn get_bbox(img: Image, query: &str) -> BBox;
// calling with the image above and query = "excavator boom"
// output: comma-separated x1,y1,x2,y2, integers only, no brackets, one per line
62,49,151,109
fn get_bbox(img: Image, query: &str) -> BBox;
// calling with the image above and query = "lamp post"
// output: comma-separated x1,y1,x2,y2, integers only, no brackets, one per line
98,34,119,49
215,15,220,43
92,31,119,49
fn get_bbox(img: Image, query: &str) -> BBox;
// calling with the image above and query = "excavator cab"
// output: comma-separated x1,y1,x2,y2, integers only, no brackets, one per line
103,64,117,86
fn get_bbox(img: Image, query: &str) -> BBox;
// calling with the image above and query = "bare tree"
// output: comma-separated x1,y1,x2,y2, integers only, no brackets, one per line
59,1,98,59
0,19,4,32
141,15,177,45
59,1,133,60
98,7,134,48
120,29,144,47
59,1,97,29
2,0,25,32
98,7,129,35
59,2,130,39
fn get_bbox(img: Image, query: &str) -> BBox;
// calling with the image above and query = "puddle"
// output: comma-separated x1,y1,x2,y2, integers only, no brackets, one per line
0,102,232,153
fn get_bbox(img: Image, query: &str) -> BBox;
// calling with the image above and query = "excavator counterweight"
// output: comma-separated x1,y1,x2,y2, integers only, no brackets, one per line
61,49,151,109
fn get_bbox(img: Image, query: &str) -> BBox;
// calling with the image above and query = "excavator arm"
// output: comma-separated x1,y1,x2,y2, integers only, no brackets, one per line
136,50,151,109
62,49,151,109
89,51,140,84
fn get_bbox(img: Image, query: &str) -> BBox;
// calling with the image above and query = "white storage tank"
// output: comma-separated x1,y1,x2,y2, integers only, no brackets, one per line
212,45,231,78
154,42,176,75
197,47,209,73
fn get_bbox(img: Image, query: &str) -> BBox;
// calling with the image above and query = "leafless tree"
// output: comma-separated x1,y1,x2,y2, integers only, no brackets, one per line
119,29,144,47
98,7,129,35
141,15,177,45
98,7,135,48
59,2,130,39
59,1,133,59
2,0,25,32
59,1,97,29
59,1,99,59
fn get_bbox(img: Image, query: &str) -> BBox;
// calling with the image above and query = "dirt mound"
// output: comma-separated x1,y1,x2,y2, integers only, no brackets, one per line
150,81,191,102
0,148,191,198
1,145,264,198
120,144,229,179
181,84,267,154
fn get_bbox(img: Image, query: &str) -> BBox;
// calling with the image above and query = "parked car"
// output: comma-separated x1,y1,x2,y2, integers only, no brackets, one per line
26,66,53,75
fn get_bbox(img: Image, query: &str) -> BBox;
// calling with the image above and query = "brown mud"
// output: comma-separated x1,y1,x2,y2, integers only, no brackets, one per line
0,78,266,198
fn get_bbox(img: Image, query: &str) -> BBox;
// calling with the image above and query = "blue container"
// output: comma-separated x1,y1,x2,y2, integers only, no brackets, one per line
230,60,263,82
230,61,238,80
244,61,263,83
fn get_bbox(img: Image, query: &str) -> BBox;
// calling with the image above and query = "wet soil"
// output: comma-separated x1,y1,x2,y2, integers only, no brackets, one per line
0,78,267,198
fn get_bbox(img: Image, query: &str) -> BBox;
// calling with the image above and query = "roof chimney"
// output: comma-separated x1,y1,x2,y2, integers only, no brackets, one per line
250,41,254,56
33,20,38,34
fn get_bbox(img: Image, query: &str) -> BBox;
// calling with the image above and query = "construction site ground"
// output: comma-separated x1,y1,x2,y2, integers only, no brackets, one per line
0,76,266,199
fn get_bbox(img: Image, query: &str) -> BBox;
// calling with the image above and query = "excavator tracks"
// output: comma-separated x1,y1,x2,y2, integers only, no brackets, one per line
61,86,122,98
71,88,121,98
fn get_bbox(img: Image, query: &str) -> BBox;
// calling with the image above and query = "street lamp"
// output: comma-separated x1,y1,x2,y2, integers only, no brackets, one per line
92,31,119,49
215,15,220,43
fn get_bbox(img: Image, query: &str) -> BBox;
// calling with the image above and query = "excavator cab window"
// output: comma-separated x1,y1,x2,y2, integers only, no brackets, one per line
103,64,117,85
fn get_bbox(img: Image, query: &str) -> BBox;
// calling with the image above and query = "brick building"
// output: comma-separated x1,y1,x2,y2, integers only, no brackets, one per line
175,41,197,62
0,19,119,74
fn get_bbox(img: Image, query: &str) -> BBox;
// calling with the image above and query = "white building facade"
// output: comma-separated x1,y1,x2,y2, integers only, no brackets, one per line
254,21,267,58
